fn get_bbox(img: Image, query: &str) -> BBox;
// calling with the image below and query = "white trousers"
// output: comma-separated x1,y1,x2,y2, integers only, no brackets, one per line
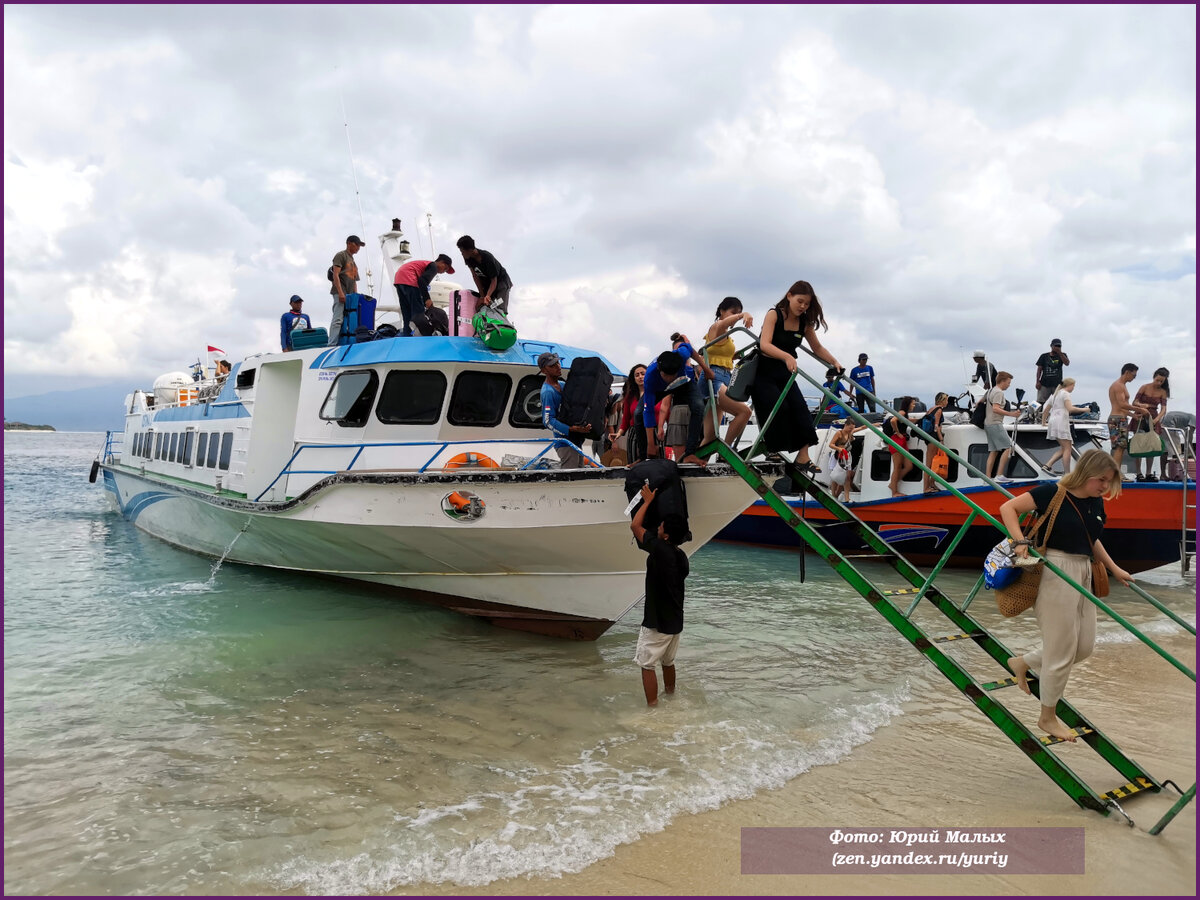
1023,550,1096,707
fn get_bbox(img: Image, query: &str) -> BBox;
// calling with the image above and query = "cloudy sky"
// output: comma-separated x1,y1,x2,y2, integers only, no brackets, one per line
4,4,1195,417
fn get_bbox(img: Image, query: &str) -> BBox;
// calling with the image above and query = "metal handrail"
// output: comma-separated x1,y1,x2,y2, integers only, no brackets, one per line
251,436,600,502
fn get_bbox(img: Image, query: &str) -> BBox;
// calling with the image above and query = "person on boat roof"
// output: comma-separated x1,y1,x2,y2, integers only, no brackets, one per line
456,235,513,314
971,350,998,391
538,352,591,468
328,235,363,346
280,295,312,351
849,353,877,413
1034,338,1071,404
394,254,455,337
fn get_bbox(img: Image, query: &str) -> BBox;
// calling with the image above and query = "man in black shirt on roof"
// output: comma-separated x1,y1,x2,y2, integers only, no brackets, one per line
456,235,513,314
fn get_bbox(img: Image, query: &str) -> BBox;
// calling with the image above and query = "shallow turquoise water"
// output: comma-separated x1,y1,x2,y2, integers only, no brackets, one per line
4,431,1194,893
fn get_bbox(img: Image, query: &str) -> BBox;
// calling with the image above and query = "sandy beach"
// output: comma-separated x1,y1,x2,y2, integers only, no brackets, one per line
408,620,1196,896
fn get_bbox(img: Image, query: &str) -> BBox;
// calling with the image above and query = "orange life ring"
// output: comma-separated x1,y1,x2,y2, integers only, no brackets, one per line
445,452,499,469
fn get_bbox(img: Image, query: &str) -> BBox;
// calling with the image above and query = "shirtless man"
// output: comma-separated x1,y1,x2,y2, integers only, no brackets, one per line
1106,363,1150,471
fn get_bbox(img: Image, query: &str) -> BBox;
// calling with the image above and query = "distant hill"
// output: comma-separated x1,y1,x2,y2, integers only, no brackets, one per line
4,421,56,431
3,384,139,433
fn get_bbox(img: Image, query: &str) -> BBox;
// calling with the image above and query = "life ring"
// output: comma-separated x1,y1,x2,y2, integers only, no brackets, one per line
445,452,499,469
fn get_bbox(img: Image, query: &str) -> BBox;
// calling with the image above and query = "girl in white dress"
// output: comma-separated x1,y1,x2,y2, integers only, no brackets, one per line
1040,377,1090,474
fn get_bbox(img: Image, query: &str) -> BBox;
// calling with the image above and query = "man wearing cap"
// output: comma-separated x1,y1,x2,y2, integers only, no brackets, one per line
848,353,876,413
970,350,998,391
394,254,455,336
456,235,513,313
538,352,592,468
328,235,364,345
280,295,312,351
1035,339,1070,404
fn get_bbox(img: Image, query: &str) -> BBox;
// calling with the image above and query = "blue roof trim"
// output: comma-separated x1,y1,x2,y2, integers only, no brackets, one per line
309,335,622,374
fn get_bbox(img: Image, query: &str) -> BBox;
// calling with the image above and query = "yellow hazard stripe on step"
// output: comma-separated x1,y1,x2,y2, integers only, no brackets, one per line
1101,777,1156,800
884,588,923,595
934,632,984,643
1038,727,1093,745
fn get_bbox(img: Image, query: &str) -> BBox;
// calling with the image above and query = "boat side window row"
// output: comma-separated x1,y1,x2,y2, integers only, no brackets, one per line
320,369,545,430
129,429,233,471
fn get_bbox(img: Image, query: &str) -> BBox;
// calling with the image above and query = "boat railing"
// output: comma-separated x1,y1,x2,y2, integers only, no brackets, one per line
102,431,123,464
1162,424,1197,574
252,437,601,502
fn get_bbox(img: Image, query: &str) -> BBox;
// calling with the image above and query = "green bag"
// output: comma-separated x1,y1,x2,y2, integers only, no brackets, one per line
1128,419,1165,458
471,306,517,351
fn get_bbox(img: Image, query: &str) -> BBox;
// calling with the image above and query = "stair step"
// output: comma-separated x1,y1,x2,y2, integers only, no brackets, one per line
885,588,923,595
1100,776,1157,801
933,632,985,643
1039,727,1094,746
981,675,1039,691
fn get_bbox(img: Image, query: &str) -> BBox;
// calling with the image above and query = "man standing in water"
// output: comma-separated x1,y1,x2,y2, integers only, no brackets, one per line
1106,363,1150,474
630,484,689,707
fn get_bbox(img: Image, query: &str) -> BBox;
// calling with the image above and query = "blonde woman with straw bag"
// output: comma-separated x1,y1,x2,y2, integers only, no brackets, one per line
999,450,1134,743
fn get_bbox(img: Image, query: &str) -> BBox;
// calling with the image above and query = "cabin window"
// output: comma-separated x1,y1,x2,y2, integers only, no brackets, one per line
966,443,989,476
869,447,922,483
376,370,447,425
236,368,255,389
196,433,208,468
509,374,546,429
169,433,179,463
142,432,152,459
132,434,141,457
206,432,220,468
218,433,233,470
448,371,512,427
154,433,164,459
182,430,195,467
320,370,379,428
1018,433,1076,477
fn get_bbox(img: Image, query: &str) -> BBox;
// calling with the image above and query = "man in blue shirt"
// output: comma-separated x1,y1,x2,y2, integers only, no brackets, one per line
280,295,312,351
641,335,714,465
539,352,592,468
849,353,876,413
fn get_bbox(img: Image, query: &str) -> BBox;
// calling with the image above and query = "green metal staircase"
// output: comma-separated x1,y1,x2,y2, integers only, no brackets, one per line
692,330,1195,831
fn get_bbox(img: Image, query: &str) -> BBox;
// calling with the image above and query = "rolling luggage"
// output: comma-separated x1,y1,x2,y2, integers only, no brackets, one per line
337,294,378,345
623,458,691,543
290,327,329,350
452,290,482,336
558,357,614,441
471,305,518,351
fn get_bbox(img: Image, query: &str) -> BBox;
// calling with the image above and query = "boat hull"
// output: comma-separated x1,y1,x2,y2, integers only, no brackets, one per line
101,463,764,639
717,482,1196,574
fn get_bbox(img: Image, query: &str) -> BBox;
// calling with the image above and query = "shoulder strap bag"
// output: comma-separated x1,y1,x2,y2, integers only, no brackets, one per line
994,485,1067,617
1064,493,1110,597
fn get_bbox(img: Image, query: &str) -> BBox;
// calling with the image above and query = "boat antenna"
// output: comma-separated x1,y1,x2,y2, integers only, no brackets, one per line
426,212,436,256
339,86,374,297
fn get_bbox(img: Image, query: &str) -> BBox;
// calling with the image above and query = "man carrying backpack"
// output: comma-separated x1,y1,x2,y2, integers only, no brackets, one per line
984,371,1022,481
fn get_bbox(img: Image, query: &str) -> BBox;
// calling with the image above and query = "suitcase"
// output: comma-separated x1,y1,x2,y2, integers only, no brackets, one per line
471,306,517,351
452,290,482,336
337,294,377,345
623,458,691,543
558,357,614,441
290,327,329,350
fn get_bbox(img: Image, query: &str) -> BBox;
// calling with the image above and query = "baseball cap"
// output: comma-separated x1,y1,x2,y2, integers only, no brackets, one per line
289,294,303,304
972,350,985,358
435,252,456,274
1050,338,1062,346
858,353,868,360
346,235,364,246
537,351,561,369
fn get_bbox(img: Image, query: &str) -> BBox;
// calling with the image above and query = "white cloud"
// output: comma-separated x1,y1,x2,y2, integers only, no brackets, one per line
2,4,1194,415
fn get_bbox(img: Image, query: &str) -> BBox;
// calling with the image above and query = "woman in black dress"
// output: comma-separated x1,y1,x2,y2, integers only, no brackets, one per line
750,280,842,474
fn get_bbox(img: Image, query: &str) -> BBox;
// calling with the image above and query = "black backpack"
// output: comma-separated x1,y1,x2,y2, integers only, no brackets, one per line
970,398,988,428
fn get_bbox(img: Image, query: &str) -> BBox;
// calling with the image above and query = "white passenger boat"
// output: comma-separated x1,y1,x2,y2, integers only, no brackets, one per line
91,222,769,639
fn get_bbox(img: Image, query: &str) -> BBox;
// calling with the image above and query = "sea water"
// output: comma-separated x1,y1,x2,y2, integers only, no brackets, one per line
4,432,1195,894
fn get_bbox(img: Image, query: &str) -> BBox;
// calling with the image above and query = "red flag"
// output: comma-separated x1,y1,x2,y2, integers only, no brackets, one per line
207,345,224,354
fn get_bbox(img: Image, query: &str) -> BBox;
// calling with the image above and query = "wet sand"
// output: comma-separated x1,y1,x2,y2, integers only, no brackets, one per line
408,623,1195,896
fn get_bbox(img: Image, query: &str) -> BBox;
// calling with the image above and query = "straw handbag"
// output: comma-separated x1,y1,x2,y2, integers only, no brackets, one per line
994,485,1067,617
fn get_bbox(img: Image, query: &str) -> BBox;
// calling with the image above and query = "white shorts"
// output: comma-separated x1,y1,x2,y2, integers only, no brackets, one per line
634,626,681,669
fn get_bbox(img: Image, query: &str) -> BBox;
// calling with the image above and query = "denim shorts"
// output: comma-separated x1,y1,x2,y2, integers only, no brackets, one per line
697,365,732,402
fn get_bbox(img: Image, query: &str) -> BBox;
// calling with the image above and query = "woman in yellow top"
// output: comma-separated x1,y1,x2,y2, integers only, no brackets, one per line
699,297,754,449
